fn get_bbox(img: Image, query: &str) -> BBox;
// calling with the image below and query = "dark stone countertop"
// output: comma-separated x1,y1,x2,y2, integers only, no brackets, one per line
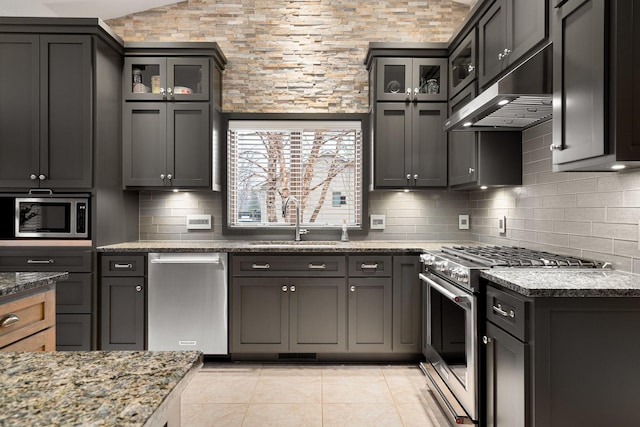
482,268,640,297
96,240,474,254
0,272,68,298
0,351,202,426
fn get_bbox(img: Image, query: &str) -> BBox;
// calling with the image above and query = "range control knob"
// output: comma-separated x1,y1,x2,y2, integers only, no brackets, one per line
435,261,447,272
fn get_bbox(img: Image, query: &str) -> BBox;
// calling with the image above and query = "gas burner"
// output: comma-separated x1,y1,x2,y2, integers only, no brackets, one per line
442,246,606,269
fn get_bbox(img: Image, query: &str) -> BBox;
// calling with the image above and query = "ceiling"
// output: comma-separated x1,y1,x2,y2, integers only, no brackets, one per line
1,0,179,20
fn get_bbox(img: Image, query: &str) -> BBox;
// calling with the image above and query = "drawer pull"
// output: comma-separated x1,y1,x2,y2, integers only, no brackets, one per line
27,259,54,264
114,263,133,269
1,314,19,328
308,263,326,270
361,263,378,270
492,304,515,318
251,263,270,270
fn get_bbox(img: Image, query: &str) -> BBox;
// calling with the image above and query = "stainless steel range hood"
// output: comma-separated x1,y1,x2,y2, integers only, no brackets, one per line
444,44,552,131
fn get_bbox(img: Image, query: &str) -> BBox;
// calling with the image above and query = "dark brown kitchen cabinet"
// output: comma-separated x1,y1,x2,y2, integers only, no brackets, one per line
376,58,447,102
392,256,421,353
347,255,392,352
231,255,347,354
123,102,210,188
100,253,146,350
449,30,477,99
483,280,640,426
552,0,640,171
375,102,447,188
0,34,92,189
122,42,226,190
0,249,94,351
478,0,547,88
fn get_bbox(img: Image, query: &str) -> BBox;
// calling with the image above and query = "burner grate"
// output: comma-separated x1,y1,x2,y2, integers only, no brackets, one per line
446,246,604,268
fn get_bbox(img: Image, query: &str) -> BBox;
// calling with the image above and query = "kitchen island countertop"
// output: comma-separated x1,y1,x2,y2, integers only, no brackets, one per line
0,350,202,427
482,268,640,297
96,240,474,253
0,271,68,298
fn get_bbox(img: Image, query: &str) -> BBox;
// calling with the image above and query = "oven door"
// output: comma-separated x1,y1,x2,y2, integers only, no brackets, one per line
420,271,478,423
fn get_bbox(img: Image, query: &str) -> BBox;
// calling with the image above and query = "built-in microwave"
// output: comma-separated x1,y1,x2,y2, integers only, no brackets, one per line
7,195,90,239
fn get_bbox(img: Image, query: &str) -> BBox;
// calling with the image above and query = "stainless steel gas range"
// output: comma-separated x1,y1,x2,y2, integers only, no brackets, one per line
418,245,606,425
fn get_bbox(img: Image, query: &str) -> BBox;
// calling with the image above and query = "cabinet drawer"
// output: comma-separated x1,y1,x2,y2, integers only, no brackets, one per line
1,327,55,352
348,255,392,277
56,273,92,313
0,250,92,272
486,284,528,341
0,287,56,349
101,254,146,276
233,255,345,277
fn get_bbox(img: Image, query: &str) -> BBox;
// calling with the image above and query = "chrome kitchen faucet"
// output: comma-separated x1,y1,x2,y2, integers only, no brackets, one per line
282,196,308,241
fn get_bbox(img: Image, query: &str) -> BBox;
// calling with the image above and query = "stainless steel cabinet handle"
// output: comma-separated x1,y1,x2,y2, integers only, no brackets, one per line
350,285,356,292
413,87,419,101
504,48,511,56
1,314,19,328
468,167,475,174
160,173,166,180
405,88,411,99
114,263,133,269
135,285,142,292
167,87,174,98
492,303,515,318
27,259,54,264
308,263,326,270
30,174,37,180
361,263,378,270
167,174,172,180
160,88,166,98
290,285,296,292
498,52,503,61
549,144,562,151
38,174,46,180
251,263,270,270
482,336,492,345
282,285,288,292
406,173,411,180
413,174,418,180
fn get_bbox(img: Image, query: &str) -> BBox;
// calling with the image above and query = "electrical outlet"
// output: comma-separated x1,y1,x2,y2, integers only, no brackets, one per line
458,214,469,230
498,216,506,234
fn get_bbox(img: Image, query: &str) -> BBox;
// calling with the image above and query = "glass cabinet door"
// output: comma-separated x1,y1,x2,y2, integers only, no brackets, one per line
124,57,167,101
167,58,209,101
449,31,476,98
376,58,412,101
413,58,448,101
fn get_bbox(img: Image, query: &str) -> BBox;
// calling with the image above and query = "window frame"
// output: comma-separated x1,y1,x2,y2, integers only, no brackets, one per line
222,113,370,238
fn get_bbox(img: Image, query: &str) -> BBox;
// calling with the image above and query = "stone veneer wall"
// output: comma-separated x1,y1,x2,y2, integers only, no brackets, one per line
106,0,470,113
470,120,640,274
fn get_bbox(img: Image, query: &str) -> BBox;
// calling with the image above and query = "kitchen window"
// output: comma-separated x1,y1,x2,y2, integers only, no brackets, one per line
226,117,365,231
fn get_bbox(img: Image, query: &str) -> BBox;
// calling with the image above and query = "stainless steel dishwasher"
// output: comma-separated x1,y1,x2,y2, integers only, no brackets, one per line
148,252,228,354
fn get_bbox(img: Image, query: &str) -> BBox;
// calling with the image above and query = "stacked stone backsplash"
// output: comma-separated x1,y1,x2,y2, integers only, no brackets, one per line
106,0,470,113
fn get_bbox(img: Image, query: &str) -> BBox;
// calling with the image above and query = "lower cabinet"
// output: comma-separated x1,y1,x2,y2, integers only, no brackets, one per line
231,276,346,353
392,255,421,353
99,253,146,350
0,285,56,351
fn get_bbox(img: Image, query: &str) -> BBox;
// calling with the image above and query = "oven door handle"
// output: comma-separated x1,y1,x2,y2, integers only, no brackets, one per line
419,273,470,307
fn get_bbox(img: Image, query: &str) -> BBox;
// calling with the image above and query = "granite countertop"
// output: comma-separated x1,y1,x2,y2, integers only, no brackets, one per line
0,351,202,427
0,272,68,298
482,268,640,297
97,240,474,253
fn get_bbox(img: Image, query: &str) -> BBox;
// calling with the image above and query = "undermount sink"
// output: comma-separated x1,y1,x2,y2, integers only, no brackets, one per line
249,241,339,247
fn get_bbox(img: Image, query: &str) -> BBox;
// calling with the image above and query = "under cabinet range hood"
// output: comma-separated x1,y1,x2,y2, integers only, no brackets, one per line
444,44,552,131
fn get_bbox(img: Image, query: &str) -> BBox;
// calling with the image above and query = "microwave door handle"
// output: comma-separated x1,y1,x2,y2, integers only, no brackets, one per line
419,273,469,307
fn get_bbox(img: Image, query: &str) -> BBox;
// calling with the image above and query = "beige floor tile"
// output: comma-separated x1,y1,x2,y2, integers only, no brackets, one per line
385,375,426,404
251,375,322,403
396,402,453,427
323,403,403,427
322,375,394,404
181,374,259,404
260,364,323,377
181,403,247,427
242,403,322,427
321,364,384,377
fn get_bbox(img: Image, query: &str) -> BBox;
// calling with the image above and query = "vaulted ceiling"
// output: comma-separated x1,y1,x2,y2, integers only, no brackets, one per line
1,0,180,20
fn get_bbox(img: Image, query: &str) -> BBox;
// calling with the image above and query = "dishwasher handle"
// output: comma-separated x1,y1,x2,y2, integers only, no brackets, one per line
149,255,223,264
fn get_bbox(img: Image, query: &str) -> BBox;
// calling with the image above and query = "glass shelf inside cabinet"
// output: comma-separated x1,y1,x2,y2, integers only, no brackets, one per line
383,64,406,95
418,64,442,95
451,45,474,88
131,63,161,94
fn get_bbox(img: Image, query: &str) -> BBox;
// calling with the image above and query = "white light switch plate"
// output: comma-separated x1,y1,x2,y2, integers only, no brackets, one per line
370,214,386,230
186,214,212,230
458,214,469,230
498,216,506,234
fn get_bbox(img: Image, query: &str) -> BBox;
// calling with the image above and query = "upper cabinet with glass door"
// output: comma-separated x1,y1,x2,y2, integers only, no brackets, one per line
124,57,210,101
376,57,447,102
449,30,476,99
